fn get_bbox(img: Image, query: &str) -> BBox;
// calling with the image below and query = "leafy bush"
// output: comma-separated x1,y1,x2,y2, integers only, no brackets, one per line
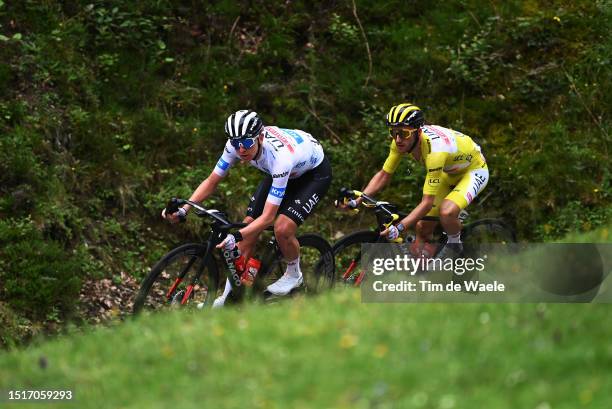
0,301,33,348
0,129,47,216
537,202,612,240
0,218,82,321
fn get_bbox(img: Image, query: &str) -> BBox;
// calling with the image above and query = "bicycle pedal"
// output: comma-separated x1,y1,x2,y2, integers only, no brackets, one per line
263,287,303,302
263,290,281,303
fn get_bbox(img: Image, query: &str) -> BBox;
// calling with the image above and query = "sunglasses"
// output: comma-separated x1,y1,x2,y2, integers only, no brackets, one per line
230,137,257,150
388,127,418,139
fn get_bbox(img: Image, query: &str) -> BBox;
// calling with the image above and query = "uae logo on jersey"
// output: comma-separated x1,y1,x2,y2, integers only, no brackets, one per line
300,193,320,215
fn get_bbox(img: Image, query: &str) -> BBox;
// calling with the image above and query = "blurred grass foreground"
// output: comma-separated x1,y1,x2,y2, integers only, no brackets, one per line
2,291,612,408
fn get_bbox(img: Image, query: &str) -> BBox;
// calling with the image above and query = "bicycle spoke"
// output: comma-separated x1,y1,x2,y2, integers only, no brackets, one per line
133,244,218,314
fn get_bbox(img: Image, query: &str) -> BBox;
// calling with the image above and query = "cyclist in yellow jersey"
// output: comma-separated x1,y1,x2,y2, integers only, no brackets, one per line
344,103,489,258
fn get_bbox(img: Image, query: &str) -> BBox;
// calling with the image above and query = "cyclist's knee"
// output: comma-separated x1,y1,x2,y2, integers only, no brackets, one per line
274,216,297,240
242,216,255,224
439,201,460,220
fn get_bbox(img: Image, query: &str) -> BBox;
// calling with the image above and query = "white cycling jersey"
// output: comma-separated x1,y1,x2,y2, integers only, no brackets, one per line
214,126,325,205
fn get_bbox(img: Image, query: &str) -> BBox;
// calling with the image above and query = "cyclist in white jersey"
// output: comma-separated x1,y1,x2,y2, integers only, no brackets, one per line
162,110,332,306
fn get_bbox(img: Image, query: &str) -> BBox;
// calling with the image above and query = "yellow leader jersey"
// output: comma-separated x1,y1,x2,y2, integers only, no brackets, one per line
382,125,487,196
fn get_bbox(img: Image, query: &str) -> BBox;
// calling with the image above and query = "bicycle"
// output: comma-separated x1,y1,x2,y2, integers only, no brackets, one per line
333,188,516,285
133,198,335,314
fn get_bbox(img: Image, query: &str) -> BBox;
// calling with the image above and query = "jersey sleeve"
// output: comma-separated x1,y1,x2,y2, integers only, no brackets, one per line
422,152,446,195
266,163,291,206
382,140,402,174
213,141,239,177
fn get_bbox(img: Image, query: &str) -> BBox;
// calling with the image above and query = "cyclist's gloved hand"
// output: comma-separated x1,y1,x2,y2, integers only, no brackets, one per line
346,199,358,209
217,231,243,252
162,207,187,223
221,233,236,251
336,197,358,211
383,223,404,240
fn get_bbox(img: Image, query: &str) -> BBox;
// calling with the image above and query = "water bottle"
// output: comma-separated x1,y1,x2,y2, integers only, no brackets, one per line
240,257,261,287
234,254,246,273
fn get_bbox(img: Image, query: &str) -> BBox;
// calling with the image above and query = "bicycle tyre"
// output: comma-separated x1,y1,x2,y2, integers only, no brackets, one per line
299,233,336,291
133,243,220,314
461,218,516,258
258,233,335,294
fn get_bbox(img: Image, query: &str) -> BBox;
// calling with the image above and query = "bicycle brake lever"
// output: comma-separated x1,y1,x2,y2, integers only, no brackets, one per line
334,196,359,213
382,214,404,243
166,198,187,222
165,197,182,214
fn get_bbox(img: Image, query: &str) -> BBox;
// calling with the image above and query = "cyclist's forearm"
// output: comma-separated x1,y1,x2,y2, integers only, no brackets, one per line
239,214,274,241
363,170,391,198
186,173,222,210
239,201,277,241
399,199,434,230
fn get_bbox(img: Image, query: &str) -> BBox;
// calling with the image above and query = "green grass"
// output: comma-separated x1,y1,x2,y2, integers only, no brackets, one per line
1,291,612,408
558,225,611,243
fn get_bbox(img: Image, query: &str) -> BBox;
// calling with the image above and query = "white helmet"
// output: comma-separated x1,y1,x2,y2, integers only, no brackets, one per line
224,109,263,139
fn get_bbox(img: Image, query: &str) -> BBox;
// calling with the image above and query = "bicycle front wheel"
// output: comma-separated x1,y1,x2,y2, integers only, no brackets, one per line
332,230,381,285
133,243,219,314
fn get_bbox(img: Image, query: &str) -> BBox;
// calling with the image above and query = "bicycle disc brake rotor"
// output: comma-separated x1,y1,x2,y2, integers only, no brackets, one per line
170,290,185,306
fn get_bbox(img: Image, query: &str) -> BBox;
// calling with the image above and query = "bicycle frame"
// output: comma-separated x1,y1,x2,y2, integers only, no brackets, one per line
338,188,471,240
335,187,515,267
337,188,407,237
165,198,277,304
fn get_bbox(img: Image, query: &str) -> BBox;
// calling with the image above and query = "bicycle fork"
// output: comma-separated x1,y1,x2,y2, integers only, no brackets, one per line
167,241,217,305
165,256,197,302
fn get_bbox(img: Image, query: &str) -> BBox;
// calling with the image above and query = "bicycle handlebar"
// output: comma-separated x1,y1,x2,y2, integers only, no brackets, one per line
335,188,404,243
165,198,278,233
165,198,246,228
336,188,396,214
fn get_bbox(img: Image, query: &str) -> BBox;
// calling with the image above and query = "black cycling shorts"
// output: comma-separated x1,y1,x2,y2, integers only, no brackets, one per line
246,157,332,226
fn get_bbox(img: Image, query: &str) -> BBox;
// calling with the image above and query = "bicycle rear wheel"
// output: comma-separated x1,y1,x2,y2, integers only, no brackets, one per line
133,243,219,314
258,233,335,295
461,219,516,257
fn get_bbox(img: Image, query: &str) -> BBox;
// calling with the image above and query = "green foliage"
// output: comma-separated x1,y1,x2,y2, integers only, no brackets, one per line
537,202,612,240
0,301,34,349
0,129,46,215
329,13,359,45
0,218,82,321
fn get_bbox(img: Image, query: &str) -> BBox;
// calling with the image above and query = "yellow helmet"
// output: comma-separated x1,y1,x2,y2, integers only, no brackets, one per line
385,103,424,128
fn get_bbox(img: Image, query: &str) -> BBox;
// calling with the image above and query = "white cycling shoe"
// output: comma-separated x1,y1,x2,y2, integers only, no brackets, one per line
211,295,227,309
266,273,303,296
196,296,226,309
